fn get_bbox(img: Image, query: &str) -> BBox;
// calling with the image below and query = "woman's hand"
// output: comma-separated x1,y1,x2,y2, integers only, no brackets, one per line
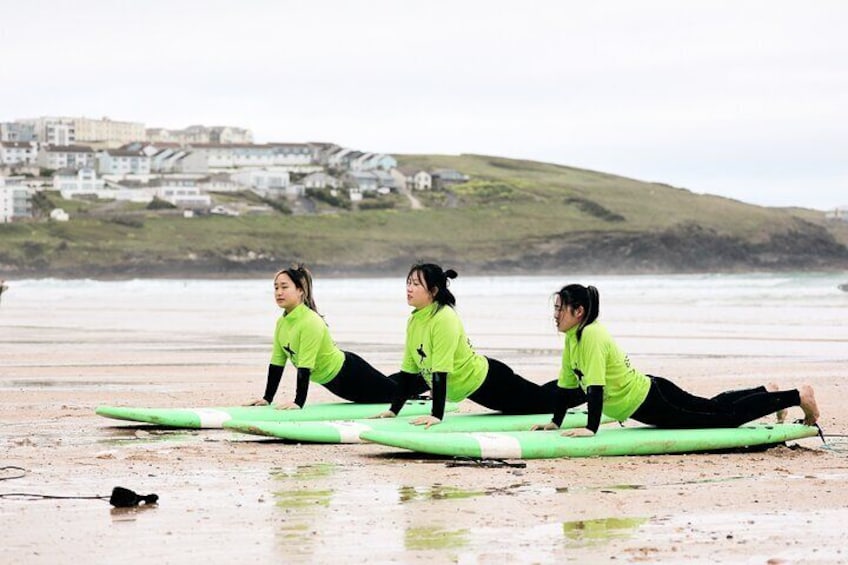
275,401,301,410
409,415,441,428
561,428,596,438
531,421,559,431
371,410,397,419
245,398,269,407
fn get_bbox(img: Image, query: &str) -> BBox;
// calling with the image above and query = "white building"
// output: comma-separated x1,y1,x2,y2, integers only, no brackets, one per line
156,183,212,209
146,125,253,145
0,122,36,142
73,116,145,145
231,168,291,195
0,178,32,222
345,171,379,192
97,149,152,175
267,143,315,166
350,152,398,171
0,141,39,166
17,117,76,145
53,168,109,199
113,186,157,204
302,172,340,189
37,145,96,170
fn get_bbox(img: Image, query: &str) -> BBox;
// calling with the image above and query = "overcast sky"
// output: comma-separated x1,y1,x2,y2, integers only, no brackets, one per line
2,1,845,210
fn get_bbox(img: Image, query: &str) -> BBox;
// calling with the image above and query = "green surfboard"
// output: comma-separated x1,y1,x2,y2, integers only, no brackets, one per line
359,423,818,459
224,410,613,443
95,400,455,429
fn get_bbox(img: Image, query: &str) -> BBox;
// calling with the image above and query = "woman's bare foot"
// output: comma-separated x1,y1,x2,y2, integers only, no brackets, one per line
798,384,820,426
766,382,788,423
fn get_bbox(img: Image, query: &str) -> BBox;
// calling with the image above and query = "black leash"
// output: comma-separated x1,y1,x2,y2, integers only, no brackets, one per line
0,470,158,508
446,456,526,469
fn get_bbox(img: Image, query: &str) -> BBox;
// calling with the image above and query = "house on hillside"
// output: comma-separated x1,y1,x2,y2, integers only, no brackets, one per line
391,167,432,191
97,149,152,175
267,143,316,166
0,141,39,166
37,145,96,170
431,168,469,190
350,152,397,171
302,172,340,189
155,179,212,210
0,121,36,142
53,168,109,199
373,170,396,190
230,168,303,198
345,171,379,192
0,177,32,222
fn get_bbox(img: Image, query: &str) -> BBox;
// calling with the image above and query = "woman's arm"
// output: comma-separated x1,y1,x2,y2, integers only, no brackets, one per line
429,372,447,420
386,371,422,416
293,367,311,407
562,385,604,436
584,385,604,433
246,364,284,406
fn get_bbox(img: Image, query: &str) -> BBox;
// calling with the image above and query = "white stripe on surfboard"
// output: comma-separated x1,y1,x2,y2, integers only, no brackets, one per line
327,421,373,443
194,409,232,428
473,433,523,459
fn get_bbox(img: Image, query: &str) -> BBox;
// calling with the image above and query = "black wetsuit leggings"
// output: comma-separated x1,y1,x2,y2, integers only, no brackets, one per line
629,376,800,429
322,352,400,403
394,357,577,414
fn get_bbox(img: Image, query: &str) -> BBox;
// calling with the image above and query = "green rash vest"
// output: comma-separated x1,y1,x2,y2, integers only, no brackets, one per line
401,302,488,402
269,303,345,385
557,322,651,422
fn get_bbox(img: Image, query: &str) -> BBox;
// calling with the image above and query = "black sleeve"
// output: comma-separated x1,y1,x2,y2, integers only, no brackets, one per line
430,372,447,420
585,385,604,433
551,387,571,427
389,371,421,415
294,367,311,408
263,364,285,403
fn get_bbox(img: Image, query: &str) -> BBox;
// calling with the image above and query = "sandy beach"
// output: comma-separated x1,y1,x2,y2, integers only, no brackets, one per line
1,275,847,564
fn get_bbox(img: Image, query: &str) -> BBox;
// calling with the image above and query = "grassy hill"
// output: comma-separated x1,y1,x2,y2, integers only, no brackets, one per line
2,154,847,278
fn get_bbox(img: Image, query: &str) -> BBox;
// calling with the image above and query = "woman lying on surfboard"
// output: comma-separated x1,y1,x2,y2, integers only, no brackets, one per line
535,283,820,437
247,265,400,409
375,263,584,427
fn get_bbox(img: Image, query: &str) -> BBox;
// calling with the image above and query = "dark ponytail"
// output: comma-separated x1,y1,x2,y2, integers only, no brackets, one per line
276,264,319,314
555,284,600,341
407,263,458,310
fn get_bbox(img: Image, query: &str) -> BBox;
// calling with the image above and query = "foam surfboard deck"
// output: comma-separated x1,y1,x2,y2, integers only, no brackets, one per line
359,423,818,459
95,400,455,429
223,410,613,443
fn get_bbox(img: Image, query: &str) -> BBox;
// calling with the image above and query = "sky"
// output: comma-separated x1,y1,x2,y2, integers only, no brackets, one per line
1,0,846,210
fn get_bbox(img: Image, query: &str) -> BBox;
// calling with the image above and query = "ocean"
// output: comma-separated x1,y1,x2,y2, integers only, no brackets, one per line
2,272,847,376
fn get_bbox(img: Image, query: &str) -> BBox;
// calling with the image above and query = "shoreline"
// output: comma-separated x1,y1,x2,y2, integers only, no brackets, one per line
4,265,848,282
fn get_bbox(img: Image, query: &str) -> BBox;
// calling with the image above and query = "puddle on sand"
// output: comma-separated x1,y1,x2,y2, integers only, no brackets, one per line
271,465,338,509
271,463,337,481
405,526,470,550
561,516,648,546
399,484,486,502
273,488,333,509
99,429,200,446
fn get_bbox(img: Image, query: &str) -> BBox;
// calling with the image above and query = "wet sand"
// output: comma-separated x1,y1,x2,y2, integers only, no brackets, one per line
2,277,847,564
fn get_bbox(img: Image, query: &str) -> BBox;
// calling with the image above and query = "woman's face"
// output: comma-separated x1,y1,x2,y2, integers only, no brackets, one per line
274,273,304,313
406,270,434,309
554,296,584,333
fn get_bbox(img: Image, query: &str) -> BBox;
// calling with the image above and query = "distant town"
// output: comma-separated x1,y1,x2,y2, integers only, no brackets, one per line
0,115,470,223
2,115,846,225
